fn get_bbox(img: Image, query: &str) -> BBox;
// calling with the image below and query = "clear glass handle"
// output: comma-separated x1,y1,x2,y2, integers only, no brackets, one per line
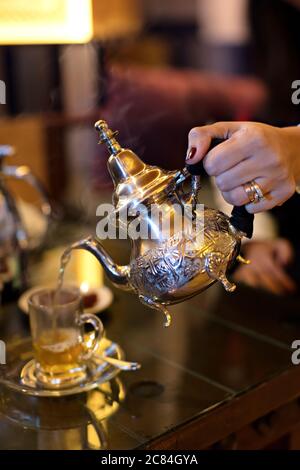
78,313,104,360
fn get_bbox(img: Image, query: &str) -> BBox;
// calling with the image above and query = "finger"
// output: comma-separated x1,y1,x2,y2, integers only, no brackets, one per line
233,267,259,287
263,258,296,292
256,269,285,295
246,183,296,213
215,160,274,192
221,177,270,206
222,187,251,206
203,141,247,176
202,126,266,176
187,122,242,164
245,198,275,213
234,262,283,294
273,239,294,266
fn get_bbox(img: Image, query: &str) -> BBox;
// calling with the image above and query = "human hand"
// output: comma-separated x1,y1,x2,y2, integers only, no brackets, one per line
233,239,296,295
186,122,300,213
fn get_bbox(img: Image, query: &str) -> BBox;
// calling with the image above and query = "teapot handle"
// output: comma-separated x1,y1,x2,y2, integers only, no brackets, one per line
2,165,52,248
186,138,254,238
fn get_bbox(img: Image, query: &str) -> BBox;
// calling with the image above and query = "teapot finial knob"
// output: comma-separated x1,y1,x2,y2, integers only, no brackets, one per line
95,120,122,156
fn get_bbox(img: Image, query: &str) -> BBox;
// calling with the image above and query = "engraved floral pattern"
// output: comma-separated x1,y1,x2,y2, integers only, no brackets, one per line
129,210,237,298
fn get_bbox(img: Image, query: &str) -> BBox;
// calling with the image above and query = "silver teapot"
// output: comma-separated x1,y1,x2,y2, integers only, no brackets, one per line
0,145,51,295
69,121,254,326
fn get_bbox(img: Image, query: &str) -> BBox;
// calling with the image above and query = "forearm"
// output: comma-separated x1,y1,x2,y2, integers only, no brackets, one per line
281,126,300,184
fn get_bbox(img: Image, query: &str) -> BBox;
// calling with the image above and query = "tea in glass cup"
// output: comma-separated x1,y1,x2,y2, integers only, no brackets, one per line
28,286,103,389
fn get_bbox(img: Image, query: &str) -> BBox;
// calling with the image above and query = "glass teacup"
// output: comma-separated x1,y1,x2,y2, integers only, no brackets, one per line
28,286,103,389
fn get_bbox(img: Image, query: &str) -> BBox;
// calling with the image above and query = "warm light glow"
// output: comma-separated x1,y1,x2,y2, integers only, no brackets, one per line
29,245,103,288
0,0,93,45
92,0,142,41
80,281,90,294
75,250,103,289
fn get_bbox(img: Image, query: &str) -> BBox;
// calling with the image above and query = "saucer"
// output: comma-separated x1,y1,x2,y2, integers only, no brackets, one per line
18,284,113,315
83,286,113,314
0,337,125,397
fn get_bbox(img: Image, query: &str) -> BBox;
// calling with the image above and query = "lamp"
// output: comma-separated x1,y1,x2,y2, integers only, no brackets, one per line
0,0,142,45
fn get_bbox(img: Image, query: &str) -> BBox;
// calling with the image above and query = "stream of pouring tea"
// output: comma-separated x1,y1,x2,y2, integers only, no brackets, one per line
57,247,72,293
51,247,73,331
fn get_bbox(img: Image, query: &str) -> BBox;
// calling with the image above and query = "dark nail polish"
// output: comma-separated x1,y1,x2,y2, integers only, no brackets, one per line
186,147,197,161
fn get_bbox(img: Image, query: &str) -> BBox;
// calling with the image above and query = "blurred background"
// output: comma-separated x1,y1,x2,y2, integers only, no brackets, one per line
2,2,300,451
0,0,292,207
0,0,300,284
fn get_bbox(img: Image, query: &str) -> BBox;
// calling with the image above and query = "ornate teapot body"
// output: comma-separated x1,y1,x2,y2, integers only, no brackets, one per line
70,121,253,326
0,145,51,296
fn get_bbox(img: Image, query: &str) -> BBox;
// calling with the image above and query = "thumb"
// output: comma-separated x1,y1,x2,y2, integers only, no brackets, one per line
186,121,242,164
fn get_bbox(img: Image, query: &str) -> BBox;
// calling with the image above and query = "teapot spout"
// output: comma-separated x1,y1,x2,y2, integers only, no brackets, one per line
70,236,131,290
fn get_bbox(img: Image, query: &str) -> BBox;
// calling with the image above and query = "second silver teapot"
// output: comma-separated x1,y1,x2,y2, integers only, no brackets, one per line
69,121,254,326
0,145,51,297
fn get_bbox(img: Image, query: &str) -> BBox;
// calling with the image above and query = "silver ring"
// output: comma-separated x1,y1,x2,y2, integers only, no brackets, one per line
250,180,264,202
243,180,264,204
243,182,259,203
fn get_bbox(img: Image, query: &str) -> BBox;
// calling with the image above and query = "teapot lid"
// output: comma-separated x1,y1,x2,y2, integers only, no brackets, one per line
95,120,187,212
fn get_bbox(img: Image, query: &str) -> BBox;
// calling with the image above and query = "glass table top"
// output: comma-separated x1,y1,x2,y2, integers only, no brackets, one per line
0,231,299,450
